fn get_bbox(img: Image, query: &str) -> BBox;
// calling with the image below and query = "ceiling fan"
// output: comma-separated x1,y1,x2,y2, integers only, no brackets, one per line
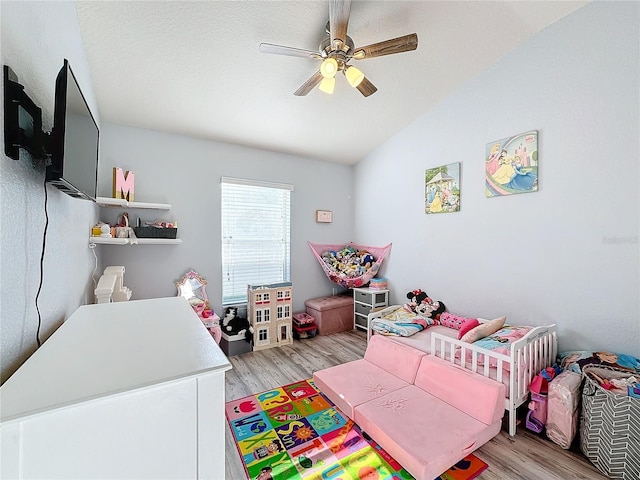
259,0,418,97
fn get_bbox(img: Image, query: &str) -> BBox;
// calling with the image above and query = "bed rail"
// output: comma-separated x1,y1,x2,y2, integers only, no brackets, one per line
431,324,557,436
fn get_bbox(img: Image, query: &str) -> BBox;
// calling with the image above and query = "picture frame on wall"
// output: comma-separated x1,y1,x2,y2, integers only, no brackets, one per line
485,130,538,197
316,210,333,223
425,162,461,214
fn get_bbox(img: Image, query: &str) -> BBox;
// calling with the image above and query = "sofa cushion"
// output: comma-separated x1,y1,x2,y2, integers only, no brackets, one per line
313,359,410,419
414,355,505,425
354,385,501,480
364,334,427,383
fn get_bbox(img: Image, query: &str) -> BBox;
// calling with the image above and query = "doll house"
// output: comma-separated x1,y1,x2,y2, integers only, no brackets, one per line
247,282,293,352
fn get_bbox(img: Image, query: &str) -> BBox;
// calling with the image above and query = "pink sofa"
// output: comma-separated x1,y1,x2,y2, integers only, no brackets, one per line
313,334,505,480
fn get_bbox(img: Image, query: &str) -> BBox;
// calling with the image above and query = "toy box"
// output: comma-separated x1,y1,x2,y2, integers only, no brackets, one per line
305,295,353,335
293,312,316,326
293,324,317,340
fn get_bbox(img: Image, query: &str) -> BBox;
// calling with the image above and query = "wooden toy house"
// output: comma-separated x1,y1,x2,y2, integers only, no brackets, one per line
247,282,293,352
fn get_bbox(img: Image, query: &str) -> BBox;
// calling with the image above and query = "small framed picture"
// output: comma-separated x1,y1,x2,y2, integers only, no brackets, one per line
316,210,333,223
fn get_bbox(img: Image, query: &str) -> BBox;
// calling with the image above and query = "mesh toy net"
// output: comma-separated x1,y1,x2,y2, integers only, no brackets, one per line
308,241,391,289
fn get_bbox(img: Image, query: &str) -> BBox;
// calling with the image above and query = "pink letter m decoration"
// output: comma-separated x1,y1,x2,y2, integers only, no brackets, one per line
112,167,135,202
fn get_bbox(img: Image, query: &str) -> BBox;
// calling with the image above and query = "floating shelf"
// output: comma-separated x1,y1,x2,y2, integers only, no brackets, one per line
95,197,171,210
90,236,182,246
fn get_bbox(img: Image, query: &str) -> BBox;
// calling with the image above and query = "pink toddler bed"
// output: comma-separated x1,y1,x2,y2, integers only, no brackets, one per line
368,305,558,436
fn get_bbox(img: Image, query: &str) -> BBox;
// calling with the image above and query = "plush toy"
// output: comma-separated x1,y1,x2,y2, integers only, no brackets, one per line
222,306,254,343
405,289,446,321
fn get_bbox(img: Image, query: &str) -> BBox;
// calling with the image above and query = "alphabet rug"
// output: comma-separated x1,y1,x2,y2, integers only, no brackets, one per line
226,378,489,480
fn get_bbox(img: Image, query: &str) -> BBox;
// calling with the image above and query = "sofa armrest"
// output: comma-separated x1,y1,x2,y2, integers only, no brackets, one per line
414,355,506,425
364,334,426,384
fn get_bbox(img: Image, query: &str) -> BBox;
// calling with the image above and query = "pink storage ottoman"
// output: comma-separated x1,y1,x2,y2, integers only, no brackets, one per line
305,295,354,335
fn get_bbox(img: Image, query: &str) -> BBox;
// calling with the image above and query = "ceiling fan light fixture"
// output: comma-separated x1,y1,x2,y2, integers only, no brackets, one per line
344,65,365,88
319,76,336,94
320,57,338,78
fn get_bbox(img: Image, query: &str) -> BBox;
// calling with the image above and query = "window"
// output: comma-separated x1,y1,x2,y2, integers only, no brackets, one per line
221,177,293,305
258,328,268,343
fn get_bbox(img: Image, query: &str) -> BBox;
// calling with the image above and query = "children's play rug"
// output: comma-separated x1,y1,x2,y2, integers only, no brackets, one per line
226,379,489,480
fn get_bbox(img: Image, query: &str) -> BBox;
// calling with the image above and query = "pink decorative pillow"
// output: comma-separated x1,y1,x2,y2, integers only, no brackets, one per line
460,316,506,343
439,312,477,330
458,318,480,339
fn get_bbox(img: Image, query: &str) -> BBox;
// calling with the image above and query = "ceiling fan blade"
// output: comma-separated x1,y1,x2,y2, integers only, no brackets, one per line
294,71,324,96
259,43,322,59
351,33,418,60
356,77,377,97
329,0,351,49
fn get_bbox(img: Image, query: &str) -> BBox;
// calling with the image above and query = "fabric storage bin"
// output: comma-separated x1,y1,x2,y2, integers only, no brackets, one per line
220,333,252,357
580,365,640,479
133,226,178,239
305,295,354,335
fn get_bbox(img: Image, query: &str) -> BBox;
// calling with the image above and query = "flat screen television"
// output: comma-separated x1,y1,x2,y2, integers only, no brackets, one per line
46,59,99,201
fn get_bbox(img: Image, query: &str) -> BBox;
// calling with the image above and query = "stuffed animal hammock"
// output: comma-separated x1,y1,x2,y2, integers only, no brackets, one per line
308,241,391,288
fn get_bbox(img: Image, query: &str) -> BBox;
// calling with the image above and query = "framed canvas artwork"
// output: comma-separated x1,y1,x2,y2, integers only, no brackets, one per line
485,131,538,197
425,162,461,214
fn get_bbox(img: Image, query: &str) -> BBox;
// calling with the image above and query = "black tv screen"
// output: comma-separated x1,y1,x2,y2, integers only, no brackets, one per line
46,59,99,200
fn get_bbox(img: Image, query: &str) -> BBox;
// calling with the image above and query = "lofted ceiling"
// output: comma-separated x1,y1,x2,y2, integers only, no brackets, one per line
74,1,587,165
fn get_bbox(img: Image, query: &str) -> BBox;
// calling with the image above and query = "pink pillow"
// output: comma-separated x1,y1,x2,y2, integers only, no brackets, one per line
457,318,480,340
460,316,506,343
439,312,477,330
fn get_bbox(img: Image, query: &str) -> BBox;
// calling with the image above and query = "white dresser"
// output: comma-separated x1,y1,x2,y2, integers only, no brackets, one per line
0,297,231,479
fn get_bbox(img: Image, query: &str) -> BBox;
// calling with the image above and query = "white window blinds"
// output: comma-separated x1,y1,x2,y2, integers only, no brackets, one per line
221,177,293,305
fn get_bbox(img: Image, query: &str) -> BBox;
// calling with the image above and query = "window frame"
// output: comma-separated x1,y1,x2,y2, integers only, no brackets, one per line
221,177,293,306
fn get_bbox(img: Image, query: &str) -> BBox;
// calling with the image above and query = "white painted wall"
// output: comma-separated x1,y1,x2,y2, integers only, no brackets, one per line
3,1,638,387
354,2,640,355
1,2,101,383
97,124,354,315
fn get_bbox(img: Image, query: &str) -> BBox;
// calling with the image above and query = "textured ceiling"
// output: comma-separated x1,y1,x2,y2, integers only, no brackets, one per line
74,1,587,165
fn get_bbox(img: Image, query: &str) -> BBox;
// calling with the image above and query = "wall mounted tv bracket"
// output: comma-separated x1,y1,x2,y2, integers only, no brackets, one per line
3,65,51,162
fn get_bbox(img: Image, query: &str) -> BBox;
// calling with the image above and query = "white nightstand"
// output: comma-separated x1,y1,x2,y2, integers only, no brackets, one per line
353,287,389,331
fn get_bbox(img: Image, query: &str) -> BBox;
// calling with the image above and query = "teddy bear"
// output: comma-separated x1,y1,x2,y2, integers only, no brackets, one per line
405,289,446,321
222,306,254,343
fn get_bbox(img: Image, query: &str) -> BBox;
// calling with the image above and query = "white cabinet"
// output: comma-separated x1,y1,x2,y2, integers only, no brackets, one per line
0,297,231,479
353,287,389,331
90,196,181,246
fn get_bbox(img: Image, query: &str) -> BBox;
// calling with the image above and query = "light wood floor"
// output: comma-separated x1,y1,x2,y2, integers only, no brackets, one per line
224,330,606,480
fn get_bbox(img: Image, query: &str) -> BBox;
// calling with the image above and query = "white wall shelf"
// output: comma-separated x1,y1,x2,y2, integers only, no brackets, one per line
90,236,182,246
92,196,179,246
95,196,171,210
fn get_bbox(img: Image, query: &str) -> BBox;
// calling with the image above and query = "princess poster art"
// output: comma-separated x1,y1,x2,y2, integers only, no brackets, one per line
485,131,538,197
425,162,460,214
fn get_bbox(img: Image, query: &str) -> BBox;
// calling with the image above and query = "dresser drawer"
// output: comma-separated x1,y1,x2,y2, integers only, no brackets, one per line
354,289,371,303
355,302,372,316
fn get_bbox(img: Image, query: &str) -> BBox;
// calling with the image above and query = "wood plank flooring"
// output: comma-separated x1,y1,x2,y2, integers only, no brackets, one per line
224,330,606,480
